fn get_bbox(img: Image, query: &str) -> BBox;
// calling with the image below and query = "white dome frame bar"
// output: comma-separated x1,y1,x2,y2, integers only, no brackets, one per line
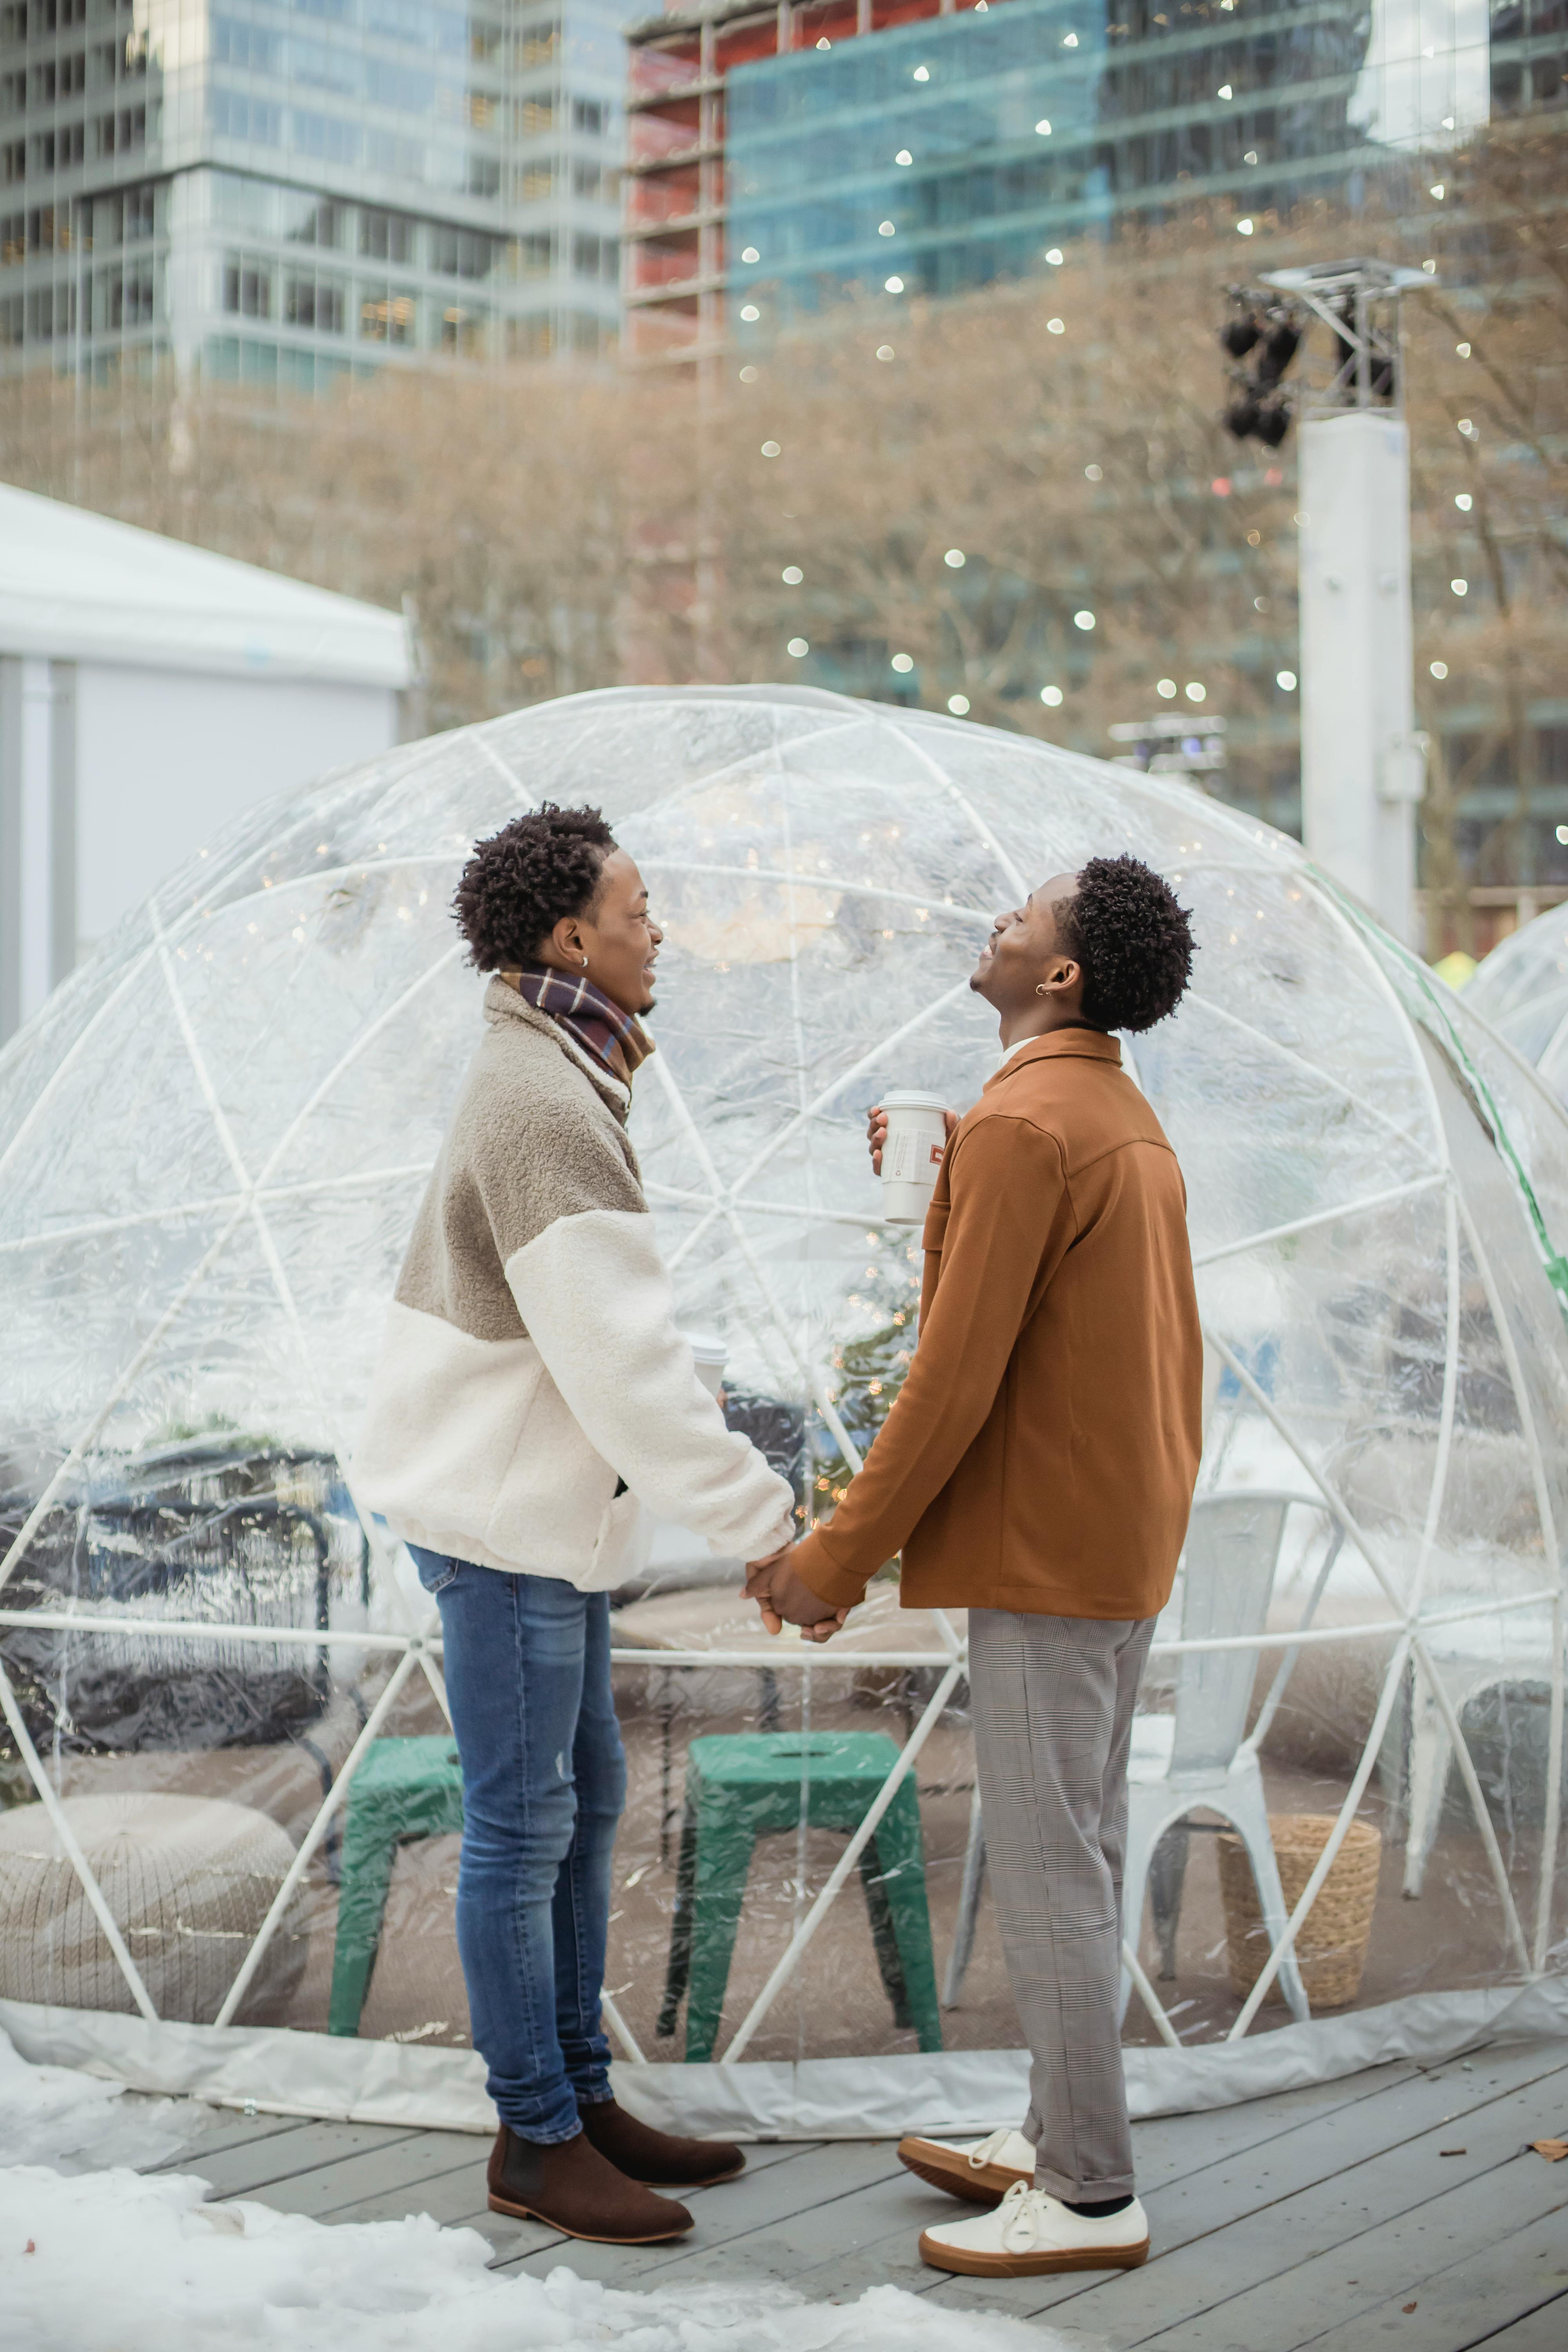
0,713,1563,2098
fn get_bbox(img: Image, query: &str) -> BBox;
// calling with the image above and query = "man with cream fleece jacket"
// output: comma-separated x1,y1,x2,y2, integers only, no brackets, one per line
355,803,794,2249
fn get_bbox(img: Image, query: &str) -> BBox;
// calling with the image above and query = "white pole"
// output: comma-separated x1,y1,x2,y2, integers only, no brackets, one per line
1298,409,1423,945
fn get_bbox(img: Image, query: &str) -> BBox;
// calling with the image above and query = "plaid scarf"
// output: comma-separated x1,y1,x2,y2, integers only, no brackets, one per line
501,962,655,1087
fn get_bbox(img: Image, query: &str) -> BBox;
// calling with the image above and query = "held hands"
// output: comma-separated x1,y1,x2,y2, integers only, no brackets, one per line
866,1102,959,1177
744,1544,849,1643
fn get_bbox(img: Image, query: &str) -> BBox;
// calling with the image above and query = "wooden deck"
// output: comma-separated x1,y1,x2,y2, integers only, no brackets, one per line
140,2036,1568,2348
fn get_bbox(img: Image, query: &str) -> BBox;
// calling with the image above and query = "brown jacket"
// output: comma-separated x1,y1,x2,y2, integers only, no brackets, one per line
794,1030,1203,1621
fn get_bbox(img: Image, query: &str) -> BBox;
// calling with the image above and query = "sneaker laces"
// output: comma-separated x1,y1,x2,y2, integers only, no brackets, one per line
966,2128,1023,2171
997,2181,1056,2250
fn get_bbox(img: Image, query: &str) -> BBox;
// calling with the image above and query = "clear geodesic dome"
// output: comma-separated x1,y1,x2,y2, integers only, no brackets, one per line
0,685,1564,2135
1467,904,1568,1109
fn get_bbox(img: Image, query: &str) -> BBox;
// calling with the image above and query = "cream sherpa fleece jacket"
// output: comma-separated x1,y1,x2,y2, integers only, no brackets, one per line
354,978,796,1588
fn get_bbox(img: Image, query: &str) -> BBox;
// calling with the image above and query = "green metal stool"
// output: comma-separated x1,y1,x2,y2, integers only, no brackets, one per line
656,1730,943,2061
328,1735,464,2036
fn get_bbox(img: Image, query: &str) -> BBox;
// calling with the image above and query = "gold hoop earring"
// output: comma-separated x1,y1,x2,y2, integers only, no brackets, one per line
580,954,589,969
1034,983,1048,997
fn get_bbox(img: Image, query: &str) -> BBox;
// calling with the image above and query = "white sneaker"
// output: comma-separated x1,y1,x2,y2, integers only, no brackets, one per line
896,2126,1036,2206
919,2180,1150,2276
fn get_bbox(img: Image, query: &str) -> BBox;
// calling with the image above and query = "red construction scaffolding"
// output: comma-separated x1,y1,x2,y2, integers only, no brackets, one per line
623,0,996,365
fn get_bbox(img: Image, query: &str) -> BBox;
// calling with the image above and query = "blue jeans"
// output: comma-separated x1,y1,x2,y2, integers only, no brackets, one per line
408,1546,626,2143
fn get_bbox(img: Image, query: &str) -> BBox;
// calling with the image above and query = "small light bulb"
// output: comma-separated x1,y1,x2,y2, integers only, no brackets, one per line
947,693,970,715
1157,679,1177,699
1040,685,1064,706
1276,670,1297,691
742,247,760,263
1430,661,1448,679
1074,609,1095,630
944,548,965,568
788,637,809,657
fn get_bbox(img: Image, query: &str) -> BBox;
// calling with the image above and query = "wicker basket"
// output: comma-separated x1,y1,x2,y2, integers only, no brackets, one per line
1218,1813,1382,2010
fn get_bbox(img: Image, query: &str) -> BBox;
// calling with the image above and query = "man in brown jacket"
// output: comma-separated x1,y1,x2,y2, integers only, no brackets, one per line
748,854,1202,2279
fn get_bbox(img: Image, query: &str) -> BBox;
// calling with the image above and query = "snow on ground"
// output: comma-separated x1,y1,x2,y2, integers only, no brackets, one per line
0,2025,189,2172
0,2164,1053,2352
0,2035,1051,2350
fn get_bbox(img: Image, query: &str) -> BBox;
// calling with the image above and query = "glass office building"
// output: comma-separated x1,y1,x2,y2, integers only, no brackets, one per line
0,0,625,388
725,0,1493,331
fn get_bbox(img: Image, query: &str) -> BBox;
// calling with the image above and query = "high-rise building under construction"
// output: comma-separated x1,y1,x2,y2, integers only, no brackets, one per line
624,0,1501,364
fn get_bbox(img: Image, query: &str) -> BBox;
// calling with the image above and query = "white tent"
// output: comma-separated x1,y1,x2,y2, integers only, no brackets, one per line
0,686,1563,2140
0,483,412,1042
1468,904,1568,1109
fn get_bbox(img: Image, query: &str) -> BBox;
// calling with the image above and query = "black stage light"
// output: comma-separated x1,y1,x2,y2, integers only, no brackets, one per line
1221,315,1260,358
1255,400,1291,447
1224,393,1261,439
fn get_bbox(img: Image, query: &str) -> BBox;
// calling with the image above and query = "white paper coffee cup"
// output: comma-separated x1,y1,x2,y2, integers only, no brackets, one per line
684,1332,728,1398
879,1089,949,1225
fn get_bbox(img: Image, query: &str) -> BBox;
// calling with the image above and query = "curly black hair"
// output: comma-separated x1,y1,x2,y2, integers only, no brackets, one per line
1053,854,1195,1033
452,803,617,969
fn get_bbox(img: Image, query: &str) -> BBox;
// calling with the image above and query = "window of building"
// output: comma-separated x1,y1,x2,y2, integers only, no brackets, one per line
572,160,616,201
515,22,559,69
0,210,19,263
440,301,488,354
211,19,280,75
288,199,343,247
0,8,25,49
122,181,154,240
96,260,154,330
26,281,72,337
0,290,21,344
284,270,345,332
206,334,279,386
510,230,550,276
359,282,416,342
33,124,86,169
223,252,271,317
359,207,414,263
515,161,553,200
470,15,503,64
95,103,145,156
2,140,22,183
0,70,21,115
519,96,554,134
507,312,552,359
59,50,86,95
571,96,605,137
432,223,494,279
292,110,362,167
211,92,283,144
466,153,499,197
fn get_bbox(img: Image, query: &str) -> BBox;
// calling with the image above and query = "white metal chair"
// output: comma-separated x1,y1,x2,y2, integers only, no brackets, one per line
1397,1603,1558,1896
940,1490,1323,2021
1119,1490,1311,2025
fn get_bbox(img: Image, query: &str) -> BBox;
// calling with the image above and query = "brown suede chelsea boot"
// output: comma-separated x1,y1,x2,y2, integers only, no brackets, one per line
486,2124,694,2242
579,2096,746,2188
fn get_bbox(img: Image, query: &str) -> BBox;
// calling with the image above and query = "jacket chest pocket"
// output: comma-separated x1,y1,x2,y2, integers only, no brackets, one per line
922,1197,950,1254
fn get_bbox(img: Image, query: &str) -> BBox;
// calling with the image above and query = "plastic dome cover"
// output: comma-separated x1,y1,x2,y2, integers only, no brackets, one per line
0,685,1564,2133
1467,903,1568,1108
